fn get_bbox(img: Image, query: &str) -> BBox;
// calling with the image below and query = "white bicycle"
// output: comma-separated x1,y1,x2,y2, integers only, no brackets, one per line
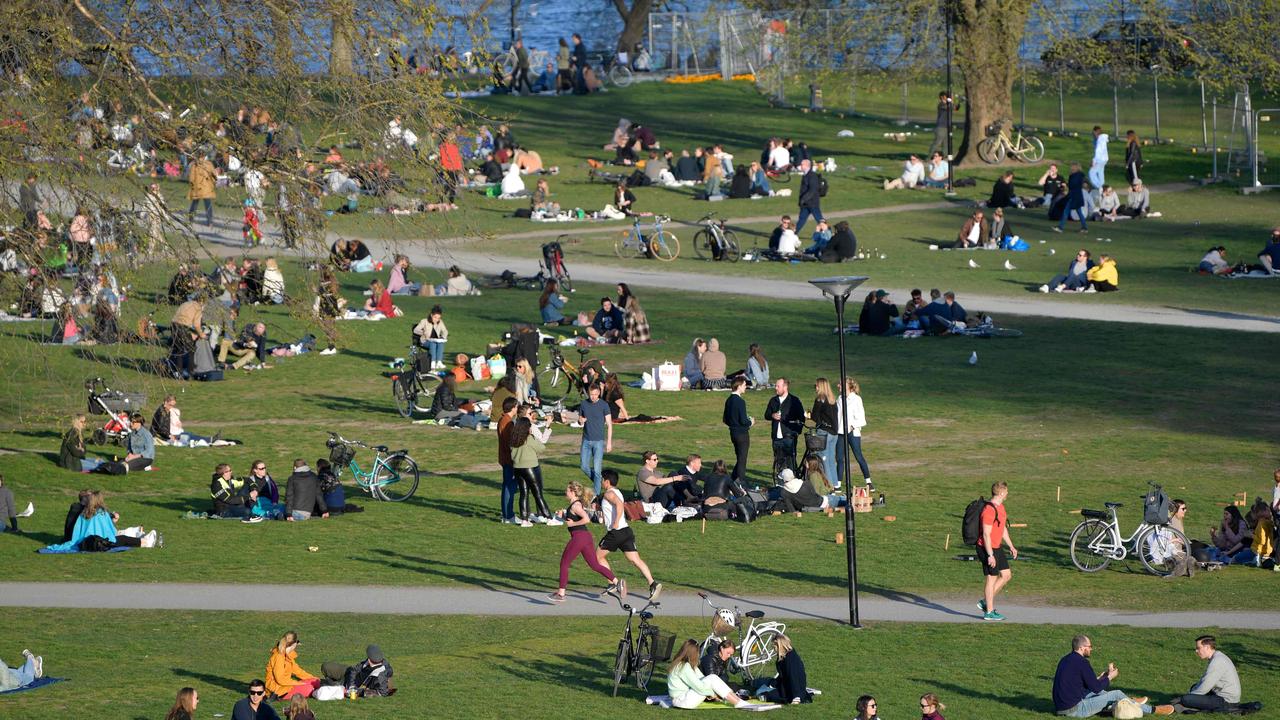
697,592,786,681
1068,484,1189,577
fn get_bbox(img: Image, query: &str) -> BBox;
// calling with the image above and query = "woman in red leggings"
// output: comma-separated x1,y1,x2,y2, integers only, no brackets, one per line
548,482,620,603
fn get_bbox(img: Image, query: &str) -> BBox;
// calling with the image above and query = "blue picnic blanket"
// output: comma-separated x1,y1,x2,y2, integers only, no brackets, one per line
0,677,67,694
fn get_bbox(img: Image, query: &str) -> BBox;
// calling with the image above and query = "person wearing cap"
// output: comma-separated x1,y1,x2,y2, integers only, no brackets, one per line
1116,180,1151,218
777,468,826,514
858,290,900,336
344,644,394,697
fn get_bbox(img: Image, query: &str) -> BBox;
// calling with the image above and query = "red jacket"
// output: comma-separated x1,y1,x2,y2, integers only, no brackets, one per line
372,289,395,316
440,142,463,172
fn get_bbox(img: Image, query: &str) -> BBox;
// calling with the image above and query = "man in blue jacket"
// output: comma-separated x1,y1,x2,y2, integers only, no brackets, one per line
1055,162,1088,233
795,159,824,233
1052,635,1174,716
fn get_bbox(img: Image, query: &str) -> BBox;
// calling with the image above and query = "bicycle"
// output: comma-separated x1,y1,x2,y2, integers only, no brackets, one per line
541,239,574,292
697,592,786,681
1068,483,1189,577
960,314,1023,338
692,213,742,262
325,432,421,502
592,52,634,88
615,214,680,261
764,166,792,184
390,344,442,419
977,124,1045,164
611,595,674,697
542,346,607,397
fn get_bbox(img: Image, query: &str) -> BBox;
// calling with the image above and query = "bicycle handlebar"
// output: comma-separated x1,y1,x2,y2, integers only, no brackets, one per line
327,431,368,449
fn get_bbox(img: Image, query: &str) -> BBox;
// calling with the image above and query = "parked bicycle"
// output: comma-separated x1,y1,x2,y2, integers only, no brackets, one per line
325,432,421,502
541,239,574,292
764,165,792,184
591,52,634,87
697,592,786,681
615,214,679,261
977,124,1045,164
1068,483,1189,577
611,595,674,696
542,346,607,397
390,344,442,419
692,213,742,262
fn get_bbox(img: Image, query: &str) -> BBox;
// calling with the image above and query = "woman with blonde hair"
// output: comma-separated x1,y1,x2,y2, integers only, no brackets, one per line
262,258,285,304
265,630,320,700
164,687,199,720
666,639,750,708
837,377,874,492
746,344,769,387
809,378,838,485
511,356,539,406
547,481,618,603
285,694,316,720
919,692,947,720
59,413,102,472
763,634,812,704
45,490,156,552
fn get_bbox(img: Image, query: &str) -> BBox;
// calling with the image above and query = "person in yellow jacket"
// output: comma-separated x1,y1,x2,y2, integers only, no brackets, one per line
1086,254,1118,292
265,631,319,700
186,155,217,227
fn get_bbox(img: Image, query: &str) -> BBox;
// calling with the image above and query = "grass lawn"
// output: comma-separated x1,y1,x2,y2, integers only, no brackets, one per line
5,609,1278,719
1,262,1277,610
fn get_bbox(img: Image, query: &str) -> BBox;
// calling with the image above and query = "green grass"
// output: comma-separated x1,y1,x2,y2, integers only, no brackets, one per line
2,260,1278,610
6,609,1279,719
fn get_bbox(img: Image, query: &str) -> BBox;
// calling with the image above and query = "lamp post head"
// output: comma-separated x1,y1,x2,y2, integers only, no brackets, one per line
809,276,869,300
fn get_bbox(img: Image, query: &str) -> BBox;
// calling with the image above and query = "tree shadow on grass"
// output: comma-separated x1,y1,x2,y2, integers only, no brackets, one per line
484,650,625,698
353,551,541,596
924,677,1056,714
135,497,199,513
171,668,246,694
71,347,166,376
308,394,391,415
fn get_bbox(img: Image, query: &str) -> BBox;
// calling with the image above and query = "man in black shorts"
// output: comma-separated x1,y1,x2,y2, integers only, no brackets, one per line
977,480,1017,621
596,469,661,600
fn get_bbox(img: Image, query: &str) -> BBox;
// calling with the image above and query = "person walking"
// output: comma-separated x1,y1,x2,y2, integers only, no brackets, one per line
496,397,521,525
578,383,612,495
571,33,588,94
795,159,824,233
186,154,217,227
547,482,620,603
596,469,661,600
511,39,533,95
555,38,572,93
976,481,1018,621
1124,130,1143,185
928,91,953,157
723,377,753,486
1089,125,1109,201
511,417,555,524
1054,162,1088,234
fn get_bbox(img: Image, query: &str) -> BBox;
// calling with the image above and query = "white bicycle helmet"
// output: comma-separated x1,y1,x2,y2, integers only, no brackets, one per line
716,608,737,628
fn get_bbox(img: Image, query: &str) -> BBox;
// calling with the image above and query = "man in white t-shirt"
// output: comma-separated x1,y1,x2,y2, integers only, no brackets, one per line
768,139,792,171
596,468,661,600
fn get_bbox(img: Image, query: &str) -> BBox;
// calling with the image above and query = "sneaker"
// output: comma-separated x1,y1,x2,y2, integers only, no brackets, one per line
319,347,337,355
1051,226,1062,233
1153,705,1175,716
32,655,43,679
983,610,1005,621
1053,285,1064,293
544,517,564,526
976,599,987,612
1083,285,1097,293
864,479,876,493
1038,284,1049,293
618,578,628,598
519,519,534,528
547,592,566,603
649,581,663,600
601,580,621,598
1132,697,1149,706
242,516,265,524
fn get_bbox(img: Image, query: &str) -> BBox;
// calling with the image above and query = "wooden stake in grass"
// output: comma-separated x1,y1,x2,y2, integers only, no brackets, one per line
944,533,951,550
1057,486,1061,503
701,517,706,535
835,532,845,545
1010,523,1027,528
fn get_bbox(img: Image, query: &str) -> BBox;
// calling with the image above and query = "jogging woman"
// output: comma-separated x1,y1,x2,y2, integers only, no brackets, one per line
548,482,619,603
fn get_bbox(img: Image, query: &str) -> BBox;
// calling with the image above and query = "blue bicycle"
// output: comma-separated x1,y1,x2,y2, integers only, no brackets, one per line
614,215,680,261
326,432,420,502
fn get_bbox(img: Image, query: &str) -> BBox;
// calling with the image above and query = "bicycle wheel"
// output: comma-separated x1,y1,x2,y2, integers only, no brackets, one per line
1016,135,1045,163
372,453,420,502
649,231,680,261
692,229,713,260
740,628,782,681
91,428,107,446
615,231,644,260
612,639,631,697
392,376,416,419
721,229,742,262
977,327,1023,338
977,137,1004,164
1068,519,1114,573
1137,526,1189,577
771,169,792,184
417,372,441,403
609,65,633,87
634,631,656,690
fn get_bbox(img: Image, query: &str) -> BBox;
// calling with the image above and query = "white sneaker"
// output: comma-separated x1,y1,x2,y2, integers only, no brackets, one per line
1038,284,1049,293
1083,285,1097,293
519,519,534,528
32,655,43,679
319,347,337,356
545,517,564,526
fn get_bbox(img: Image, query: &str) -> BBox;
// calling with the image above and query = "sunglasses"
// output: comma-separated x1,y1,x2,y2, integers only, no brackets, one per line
249,690,265,696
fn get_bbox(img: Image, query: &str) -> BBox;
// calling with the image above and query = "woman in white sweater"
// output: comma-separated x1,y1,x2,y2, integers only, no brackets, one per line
837,377,874,492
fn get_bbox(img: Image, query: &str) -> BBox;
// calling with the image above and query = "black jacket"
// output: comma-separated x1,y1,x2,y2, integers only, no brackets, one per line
674,156,699,182
821,228,856,263
722,394,751,433
151,405,172,441
809,398,838,434
430,383,459,416
728,170,752,199
345,659,394,696
59,428,86,470
286,467,328,516
988,179,1017,208
480,159,502,184
798,170,821,209
1125,141,1143,170
765,394,805,439
861,301,900,336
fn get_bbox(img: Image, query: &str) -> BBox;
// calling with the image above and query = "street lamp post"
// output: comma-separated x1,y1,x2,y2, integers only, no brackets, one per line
944,2,955,196
809,275,869,628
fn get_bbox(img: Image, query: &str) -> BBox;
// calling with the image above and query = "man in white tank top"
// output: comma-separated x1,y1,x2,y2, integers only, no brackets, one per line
596,468,662,600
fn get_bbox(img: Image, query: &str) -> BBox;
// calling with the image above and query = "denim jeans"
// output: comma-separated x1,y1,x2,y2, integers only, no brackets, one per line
81,458,104,472
580,439,605,495
425,340,445,365
188,199,213,226
836,434,872,483
1088,162,1105,193
500,463,517,521
752,169,772,195
1063,690,1149,718
392,283,422,295
812,429,837,487
796,206,823,234
350,257,375,273
1059,197,1087,229
291,509,312,521
12,654,36,687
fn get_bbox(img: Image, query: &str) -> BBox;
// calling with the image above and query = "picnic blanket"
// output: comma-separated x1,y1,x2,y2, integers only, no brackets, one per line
0,677,67,694
645,696,781,711
38,545,132,555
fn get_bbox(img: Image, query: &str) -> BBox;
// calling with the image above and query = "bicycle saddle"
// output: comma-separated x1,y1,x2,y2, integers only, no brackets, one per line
372,444,390,453
576,347,591,357
1105,502,1123,508
744,610,765,619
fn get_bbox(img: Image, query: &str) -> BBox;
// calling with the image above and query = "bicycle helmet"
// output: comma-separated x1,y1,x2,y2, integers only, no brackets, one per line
716,608,737,628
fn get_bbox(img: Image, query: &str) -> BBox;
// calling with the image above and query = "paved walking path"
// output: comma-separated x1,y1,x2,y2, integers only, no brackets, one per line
2,582,1276,628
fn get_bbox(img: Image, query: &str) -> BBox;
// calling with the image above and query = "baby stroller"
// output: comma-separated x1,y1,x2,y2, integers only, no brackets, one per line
85,377,146,446
540,240,573,292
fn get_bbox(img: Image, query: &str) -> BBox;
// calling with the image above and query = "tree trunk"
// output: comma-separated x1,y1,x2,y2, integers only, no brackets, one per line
952,0,1032,166
329,0,356,77
612,0,655,54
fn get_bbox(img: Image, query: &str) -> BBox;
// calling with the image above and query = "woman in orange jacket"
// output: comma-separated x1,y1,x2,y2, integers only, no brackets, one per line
265,631,319,700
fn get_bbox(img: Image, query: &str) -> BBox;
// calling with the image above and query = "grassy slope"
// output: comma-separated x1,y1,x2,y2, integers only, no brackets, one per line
6,609,1279,720
1,263,1277,610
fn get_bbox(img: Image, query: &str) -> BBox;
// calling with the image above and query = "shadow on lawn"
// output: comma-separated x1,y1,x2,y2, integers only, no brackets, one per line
485,650,620,698
925,677,1056,714
354,551,540,595
172,668,246,694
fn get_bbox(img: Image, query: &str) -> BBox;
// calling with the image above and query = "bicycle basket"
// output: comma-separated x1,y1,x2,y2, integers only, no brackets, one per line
803,432,828,451
90,390,147,415
644,626,676,663
329,444,355,466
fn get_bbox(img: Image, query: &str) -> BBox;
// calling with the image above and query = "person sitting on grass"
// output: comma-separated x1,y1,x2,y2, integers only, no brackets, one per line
436,265,475,296
45,489,158,551
635,450,690,509
683,337,706,389
1038,163,1066,207
746,343,769,388
60,414,103,472
748,160,772,196
1052,634,1175,716
285,459,329,522
412,305,448,370
987,207,1015,248
210,463,257,520
919,693,947,720
1115,180,1155,219
363,279,396,317
332,644,395,698
700,639,742,693
1258,227,1280,275
163,687,198,720
539,279,569,325
387,254,421,295
858,289,900,336
0,649,44,692
699,338,728,389
265,630,320,701
588,297,624,343
884,155,926,190
1094,185,1121,221
667,639,753,709
986,170,1023,209
955,210,987,249
1227,503,1275,567
1167,635,1241,714
728,164,753,199
777,468,827,514
915,291,966,335
117,413,154,473
1208,505,1252,563
924,151,949,188
804,219,833,256
761,635,812,705
1085,254,1118,292
478,151,503,184
1040,249,1097,293
531,178,560,216
232,679,281,720
1198,246,1237,276
853,695,882,720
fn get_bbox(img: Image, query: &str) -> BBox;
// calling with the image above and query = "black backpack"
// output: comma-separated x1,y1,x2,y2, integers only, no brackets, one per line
817,174,829,197
961,498,992,546
1143,484,1171,525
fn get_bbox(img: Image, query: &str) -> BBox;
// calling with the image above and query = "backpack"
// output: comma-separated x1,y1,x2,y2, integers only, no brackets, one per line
961,497,992,546
817,174,829,197
1143,484,1171,525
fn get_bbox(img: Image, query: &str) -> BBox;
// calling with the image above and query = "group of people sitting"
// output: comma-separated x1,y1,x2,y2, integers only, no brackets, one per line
1198,230,1280,277
881,151,951,190
682,338,771,390
858,288,972,335
762,215,856,262
1037,250,1120,293
539,284,651,344
43,488,162,552
206,457,357,523
1200,472,1280,568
